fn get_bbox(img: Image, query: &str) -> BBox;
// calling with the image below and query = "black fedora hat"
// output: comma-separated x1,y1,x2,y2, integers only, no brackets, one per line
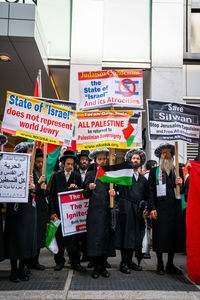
60,150,78,163
77,150,91,161
35,148,43,158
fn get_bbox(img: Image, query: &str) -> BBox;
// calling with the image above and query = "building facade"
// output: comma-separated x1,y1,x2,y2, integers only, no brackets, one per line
0,0,199,161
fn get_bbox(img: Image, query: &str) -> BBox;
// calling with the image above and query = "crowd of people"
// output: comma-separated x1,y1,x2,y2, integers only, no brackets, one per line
0,133,188,282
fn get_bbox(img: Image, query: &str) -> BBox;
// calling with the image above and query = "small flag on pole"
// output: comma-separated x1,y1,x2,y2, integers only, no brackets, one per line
96,162,133,186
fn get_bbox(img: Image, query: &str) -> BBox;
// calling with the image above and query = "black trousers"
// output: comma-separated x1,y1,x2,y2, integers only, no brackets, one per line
54,226,80,265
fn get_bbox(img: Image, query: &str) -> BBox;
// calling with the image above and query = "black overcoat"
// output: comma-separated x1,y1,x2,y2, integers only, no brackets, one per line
0,205,4,261
115,174,148,250
4,193,37,260
83,169,116,257
148,167,186,253
49,170,82,218
33,170,48,249
49,170,82,252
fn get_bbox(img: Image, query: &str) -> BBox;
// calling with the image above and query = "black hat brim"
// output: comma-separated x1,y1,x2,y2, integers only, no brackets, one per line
60,155,78,163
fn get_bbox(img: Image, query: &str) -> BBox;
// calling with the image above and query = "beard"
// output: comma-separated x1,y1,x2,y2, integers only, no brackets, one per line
79,163,88,171
160,158,174,176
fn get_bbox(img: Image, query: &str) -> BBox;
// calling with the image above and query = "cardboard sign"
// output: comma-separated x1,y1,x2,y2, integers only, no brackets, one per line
76,110,142,150
58,189,89,237
2,91,75,146
0,152,30,203
79,69,143,110
147,100,200,143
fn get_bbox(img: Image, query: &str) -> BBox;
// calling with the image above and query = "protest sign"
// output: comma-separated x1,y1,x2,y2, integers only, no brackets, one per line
0,152,30,203
58,189,89,237
34,97,76,111
78,70,143,110
147,100,200,143
76,110,142,150
2,91,75,146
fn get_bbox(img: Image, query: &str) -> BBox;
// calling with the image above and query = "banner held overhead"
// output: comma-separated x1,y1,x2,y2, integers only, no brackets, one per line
2,91,75,146
79,69,143,110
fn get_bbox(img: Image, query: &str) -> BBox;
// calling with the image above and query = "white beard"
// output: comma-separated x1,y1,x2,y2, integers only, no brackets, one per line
160,158,174,176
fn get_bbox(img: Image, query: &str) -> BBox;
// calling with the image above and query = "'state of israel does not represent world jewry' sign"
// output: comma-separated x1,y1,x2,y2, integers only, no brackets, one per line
1,92,75,146
147,100,200,144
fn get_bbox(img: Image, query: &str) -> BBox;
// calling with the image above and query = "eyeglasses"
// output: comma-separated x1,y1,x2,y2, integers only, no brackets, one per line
161,151,171,155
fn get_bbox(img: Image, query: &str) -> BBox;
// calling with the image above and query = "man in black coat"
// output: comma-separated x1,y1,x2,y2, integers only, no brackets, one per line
0,134,8,262
115,149,149,274
49,150,86,272
30,148,48,270
148,143,185,275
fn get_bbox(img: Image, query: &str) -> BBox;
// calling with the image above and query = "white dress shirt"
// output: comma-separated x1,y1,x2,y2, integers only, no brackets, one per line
79,169,87,183
64,170,72,182
133,170,139,182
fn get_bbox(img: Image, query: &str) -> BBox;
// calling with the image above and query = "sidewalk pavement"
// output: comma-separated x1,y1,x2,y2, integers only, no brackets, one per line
0,249,199,300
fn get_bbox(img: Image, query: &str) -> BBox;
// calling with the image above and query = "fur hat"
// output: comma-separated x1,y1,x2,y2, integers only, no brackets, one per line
89,148,109,160
0,134,8,146
125,149,146,165
14,142,33,153
154,143,175,158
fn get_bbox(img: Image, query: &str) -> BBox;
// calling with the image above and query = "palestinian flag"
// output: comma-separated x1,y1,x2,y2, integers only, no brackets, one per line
122,122,135,147
96,162,133,185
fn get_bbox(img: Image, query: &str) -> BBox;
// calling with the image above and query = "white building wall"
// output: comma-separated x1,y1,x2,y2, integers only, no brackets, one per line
149,0,186,163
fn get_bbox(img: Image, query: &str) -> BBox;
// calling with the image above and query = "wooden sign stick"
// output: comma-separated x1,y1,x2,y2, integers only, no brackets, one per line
175,141,180,197
30,141,37,175
42,142,47,177
109,148,115,209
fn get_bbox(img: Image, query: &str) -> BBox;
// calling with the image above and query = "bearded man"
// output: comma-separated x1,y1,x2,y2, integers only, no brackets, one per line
148,143,185,275
115,149,149,274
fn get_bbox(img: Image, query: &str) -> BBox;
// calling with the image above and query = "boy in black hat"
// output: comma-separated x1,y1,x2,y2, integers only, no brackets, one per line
77,150,91,184
49,150,86,272
29,148,48,270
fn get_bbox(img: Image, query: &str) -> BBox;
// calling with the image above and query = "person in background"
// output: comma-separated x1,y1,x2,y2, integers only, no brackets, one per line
148,143,185,275
144,160,157,180
29,148,48,270
4,142,37,282
0,134,8,262
49,150,86,273
115,149,149,274
83,149,116,279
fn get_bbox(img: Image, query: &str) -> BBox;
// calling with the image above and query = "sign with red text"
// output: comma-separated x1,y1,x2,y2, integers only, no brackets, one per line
2,91,75,146
76,110,142,150
78,69,143,110
58,189,89,237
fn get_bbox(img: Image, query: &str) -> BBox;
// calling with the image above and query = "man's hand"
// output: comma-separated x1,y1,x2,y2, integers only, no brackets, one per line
38,175,46,185
143,210,148,219
89,183,96,190
41,182,47,191
50,213,58,221
109,189,115,197
68,184,78,190
150,210,157,220
176,176,183,186
29,182,35,190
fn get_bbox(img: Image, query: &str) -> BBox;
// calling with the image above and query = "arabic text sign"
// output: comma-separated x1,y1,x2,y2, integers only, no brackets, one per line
76,110,142,150
58,189,89,237
147,100,200,143
0,152,30,203
78,70,143,110
2,92,75,146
